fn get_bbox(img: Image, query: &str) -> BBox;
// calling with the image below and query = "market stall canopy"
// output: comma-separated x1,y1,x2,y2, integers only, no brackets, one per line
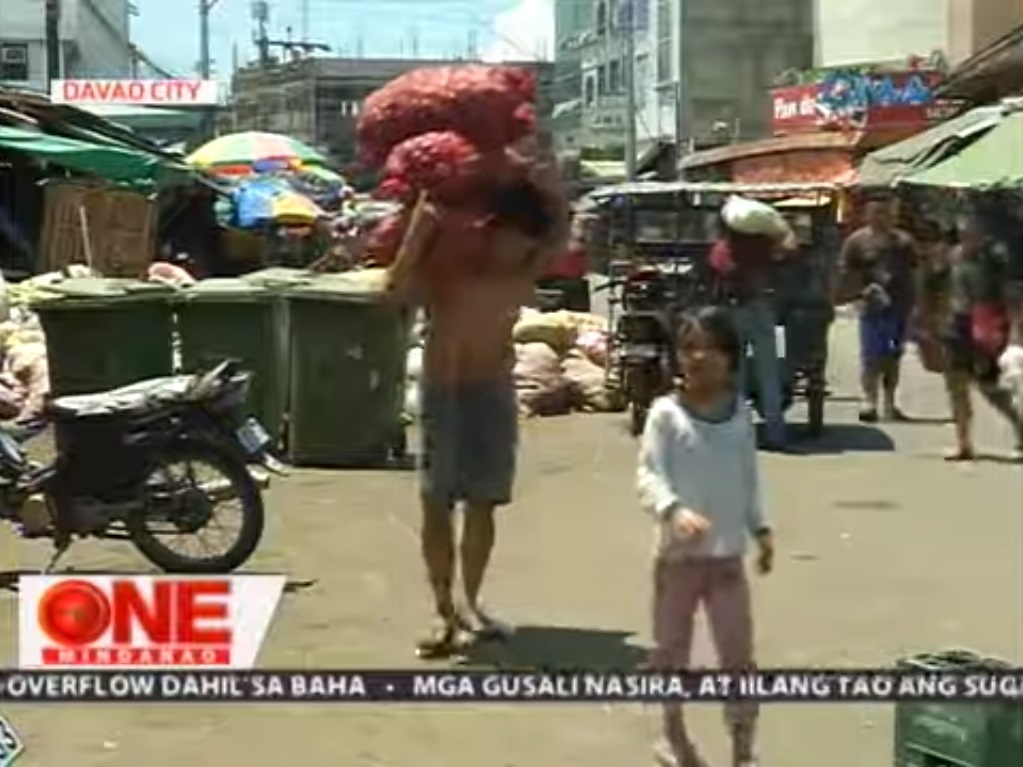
0,125,185,184
856,105,1001,188
902,105,1023,188
680,132,862,185
187,131,327,173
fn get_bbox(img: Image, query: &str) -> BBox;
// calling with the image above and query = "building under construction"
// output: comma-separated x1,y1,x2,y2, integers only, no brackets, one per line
224,56,555,168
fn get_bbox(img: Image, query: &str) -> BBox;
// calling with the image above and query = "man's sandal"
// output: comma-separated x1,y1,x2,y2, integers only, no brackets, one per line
459,607,513,642
943,447,975,462
415,621,464,660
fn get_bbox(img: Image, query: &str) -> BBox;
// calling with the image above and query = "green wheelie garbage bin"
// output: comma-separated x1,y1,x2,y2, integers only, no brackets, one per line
175,279,290,442
285,273,409,467
32,278,176,396
894,650,1022,767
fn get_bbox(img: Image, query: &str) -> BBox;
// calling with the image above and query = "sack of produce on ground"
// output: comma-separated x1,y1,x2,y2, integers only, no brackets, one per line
575,328,609,367
376,131,528,206
0,373,25,419
357,65,537,167
512,309,578,354
513,342,573,417
561,351,612,412
560,310,607,334
4,342,49,421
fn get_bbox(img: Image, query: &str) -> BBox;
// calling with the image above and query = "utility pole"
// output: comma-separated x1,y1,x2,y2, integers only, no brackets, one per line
199,0,218,78
622,0,638,180
674,0,686,167
45,0,61,85
199,0,219,140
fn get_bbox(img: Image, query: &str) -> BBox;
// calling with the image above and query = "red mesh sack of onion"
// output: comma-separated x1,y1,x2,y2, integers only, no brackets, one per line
374,131,527,205
357,65,537,167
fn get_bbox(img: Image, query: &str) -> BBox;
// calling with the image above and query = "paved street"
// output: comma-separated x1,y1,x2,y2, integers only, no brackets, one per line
1,317,1021,766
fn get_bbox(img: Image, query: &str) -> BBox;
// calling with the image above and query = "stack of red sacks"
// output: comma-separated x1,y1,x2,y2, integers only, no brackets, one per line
356,65,538,274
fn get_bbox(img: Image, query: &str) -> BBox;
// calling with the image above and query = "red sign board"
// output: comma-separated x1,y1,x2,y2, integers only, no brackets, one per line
770,70,960,135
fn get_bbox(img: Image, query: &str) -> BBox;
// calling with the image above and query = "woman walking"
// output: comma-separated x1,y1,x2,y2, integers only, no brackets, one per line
940,212,1023,460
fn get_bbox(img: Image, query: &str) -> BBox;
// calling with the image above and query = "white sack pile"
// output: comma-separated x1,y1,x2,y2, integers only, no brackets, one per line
400,306,613,421
511,308,612,417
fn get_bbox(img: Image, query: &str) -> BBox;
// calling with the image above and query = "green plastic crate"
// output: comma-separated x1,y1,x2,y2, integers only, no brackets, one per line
285,274,409,467
32,278,176,396
895,650,1023,767
175,279,289,441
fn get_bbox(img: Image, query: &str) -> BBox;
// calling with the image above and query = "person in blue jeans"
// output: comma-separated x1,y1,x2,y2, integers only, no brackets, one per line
709,221,791,450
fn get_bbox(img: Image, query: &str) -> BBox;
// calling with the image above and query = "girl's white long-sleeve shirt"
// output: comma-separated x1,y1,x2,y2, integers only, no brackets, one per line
636,394,767,560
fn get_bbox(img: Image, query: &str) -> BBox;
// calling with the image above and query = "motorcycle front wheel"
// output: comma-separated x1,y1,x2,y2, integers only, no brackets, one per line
127,440,265,573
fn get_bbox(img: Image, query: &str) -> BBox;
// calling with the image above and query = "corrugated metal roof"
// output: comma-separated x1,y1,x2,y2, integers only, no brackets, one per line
856,104,1002,187
936,25,1023,99
680,132,862,170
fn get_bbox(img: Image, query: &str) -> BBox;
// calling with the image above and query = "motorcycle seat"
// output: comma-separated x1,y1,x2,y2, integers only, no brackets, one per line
50,375,196,418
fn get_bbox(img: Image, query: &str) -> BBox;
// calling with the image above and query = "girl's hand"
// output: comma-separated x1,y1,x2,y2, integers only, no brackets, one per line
755,530,774,575
671,507,712,539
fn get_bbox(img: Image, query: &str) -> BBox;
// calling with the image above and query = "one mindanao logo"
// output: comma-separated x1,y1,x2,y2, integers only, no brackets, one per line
18,575,285,669
0,713,23,766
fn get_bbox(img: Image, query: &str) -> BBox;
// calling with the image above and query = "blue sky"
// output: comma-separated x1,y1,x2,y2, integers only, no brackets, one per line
130,0,554,77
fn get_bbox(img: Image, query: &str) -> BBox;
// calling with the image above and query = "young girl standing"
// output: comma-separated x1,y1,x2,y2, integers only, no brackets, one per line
637,307,774,767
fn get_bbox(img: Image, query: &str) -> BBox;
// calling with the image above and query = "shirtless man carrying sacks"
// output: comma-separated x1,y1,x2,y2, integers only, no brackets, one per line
386,165,569,657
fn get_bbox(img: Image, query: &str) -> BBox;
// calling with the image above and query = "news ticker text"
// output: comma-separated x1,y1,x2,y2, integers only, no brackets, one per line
0,670,1021,703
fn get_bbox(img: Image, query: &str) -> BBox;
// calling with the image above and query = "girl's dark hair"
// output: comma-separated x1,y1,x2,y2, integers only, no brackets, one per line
676,306,743,373
487,180,556,239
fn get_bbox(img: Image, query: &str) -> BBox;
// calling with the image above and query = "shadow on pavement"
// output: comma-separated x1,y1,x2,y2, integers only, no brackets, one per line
460,625,648,671
785,424,896,454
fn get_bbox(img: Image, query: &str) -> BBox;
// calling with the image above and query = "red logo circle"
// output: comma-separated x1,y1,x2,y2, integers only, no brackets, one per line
38,580,110,646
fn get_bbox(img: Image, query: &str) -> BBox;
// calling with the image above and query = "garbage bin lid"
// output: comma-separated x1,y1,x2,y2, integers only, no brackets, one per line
30,277,176,308
242,267,314,288
180,278,272,302
285,271,389,303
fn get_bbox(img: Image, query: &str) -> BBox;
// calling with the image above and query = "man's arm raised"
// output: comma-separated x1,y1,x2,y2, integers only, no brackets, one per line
385,194,436,304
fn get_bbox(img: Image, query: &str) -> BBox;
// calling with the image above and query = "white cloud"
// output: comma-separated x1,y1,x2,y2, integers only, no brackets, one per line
482,0,554,62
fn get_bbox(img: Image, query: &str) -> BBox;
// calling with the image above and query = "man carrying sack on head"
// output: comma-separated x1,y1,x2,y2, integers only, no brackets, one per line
385,166,569,658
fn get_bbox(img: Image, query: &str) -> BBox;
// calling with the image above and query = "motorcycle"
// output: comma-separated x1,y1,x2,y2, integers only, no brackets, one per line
604,263,684,436
0,360,283,573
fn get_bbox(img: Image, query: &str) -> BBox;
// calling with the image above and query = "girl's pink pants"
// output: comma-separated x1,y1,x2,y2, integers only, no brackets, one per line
650,556,758,761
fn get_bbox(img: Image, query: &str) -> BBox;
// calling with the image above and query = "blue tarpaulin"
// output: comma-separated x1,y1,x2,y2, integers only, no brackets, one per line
231,177,292,228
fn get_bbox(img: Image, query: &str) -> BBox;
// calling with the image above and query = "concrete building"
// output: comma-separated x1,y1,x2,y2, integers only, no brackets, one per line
0,0,132,90
565,0,813,152
552,0,595,147
815,0,1023,68
226,57,555,167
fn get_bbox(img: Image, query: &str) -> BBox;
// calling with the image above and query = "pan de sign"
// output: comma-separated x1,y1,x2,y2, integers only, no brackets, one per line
50,79,220,106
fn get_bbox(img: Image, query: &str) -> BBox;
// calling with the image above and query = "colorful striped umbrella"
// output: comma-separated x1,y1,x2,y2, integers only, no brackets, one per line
187,132,326,171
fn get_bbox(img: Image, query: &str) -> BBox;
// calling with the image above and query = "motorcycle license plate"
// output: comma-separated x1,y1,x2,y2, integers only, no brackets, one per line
236,418,272,455
623,344,660,359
